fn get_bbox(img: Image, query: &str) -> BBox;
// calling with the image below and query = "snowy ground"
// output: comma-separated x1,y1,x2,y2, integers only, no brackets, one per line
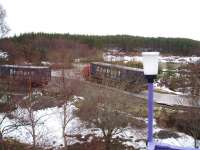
0,50,8,59
154,82,183,95
0,96,197,149
103,54,200,64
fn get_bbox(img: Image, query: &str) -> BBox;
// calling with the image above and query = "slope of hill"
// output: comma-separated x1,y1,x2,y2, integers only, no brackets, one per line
0,33,200,64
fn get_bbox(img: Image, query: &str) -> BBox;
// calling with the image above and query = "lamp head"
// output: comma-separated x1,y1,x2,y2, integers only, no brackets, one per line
142,52,159,75
142,52,159,83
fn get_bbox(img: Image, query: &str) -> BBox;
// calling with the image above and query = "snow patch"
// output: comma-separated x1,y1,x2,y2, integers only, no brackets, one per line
0,50,8,59
103,54,200,64
0,96,198,149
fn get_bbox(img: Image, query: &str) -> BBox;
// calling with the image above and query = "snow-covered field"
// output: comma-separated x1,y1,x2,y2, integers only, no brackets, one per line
0,96,197,149
103,54,200,64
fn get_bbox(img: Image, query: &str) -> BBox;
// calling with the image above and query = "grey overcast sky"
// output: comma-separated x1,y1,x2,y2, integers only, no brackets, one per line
1,0,200,40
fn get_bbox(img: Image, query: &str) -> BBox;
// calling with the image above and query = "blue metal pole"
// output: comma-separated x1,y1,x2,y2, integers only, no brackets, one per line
148,82,154,143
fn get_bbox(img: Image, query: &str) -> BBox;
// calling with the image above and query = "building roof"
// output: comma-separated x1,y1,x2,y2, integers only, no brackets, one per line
0,64,50,69
92,62,143,72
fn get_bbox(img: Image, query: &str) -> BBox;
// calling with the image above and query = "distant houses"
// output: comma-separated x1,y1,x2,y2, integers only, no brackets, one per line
103,49,141,62
103,49,126,62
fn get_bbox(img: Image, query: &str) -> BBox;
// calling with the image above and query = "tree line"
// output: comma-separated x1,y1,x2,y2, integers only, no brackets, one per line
0,32,200,64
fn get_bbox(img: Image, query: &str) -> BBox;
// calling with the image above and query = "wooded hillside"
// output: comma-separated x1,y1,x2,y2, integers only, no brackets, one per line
0,33,200,64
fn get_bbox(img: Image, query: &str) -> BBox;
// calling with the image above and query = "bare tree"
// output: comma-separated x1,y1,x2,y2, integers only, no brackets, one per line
0,4,9,38
176,109,200,148
76,88,146,150
0,78,23,150
176,62,200,148
48,49,73,69
0,105,20,150
12,78,47,149
159,62,200,148
48,49,81,149
56,79,80,149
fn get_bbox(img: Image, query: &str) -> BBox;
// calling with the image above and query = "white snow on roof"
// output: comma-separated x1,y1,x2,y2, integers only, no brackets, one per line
0,64,50,69
92,62,143,72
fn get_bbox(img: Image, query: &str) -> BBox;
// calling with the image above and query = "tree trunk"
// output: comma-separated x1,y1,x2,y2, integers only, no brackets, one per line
62,127,67,150
105,137,111,150
195,138,198,148
32,124,36,149
0,132,4,150
29,107,36,149
63,104,67,150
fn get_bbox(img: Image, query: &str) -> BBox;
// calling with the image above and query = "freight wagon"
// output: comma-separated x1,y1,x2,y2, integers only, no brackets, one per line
83,62,146,92
0,65,51,87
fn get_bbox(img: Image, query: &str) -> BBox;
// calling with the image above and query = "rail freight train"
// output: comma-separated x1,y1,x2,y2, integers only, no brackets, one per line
0,65,51,87
83,62,146,92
